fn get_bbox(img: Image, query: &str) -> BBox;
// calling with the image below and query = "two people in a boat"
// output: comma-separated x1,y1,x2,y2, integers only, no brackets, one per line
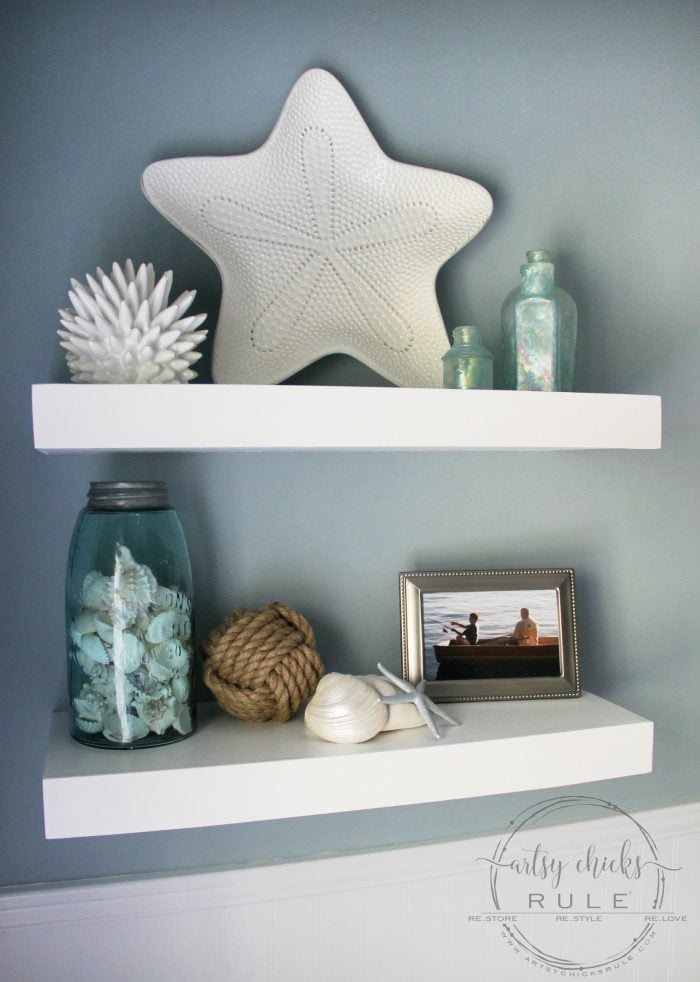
449,607,539,646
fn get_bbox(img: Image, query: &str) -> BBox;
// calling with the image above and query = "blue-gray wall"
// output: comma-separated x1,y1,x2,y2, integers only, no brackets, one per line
1,0,698,888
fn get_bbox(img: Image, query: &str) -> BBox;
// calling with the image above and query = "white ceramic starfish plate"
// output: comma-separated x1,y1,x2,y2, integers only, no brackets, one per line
142,69,492,387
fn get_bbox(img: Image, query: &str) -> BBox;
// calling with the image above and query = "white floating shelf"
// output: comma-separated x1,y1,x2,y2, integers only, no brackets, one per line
43,692,653,839
32,384,661,452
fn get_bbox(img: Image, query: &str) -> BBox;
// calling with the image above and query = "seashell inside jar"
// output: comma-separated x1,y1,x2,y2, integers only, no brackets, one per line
66,481,197,749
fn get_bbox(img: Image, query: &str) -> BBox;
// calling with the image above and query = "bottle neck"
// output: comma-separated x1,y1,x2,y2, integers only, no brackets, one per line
448,326,494,360
520,263,555,296
453,326,482,347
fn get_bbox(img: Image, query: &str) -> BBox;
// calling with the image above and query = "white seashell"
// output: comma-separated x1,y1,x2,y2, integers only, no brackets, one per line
131,672,170,699
81,571,113,610
112,631,146,673
119,565,157,604
71,609,102,650
74,672,134,732
88,664,116,697
114,543,157,585
73,691,106,723
142,651,174,683
135,695,177,735
75,717,103,734
112,544,158,624
102,711,150,743
154,586,192,615
171,675,190,703
74,609,99,636
362,675,425,731
304,673,388,744
95,613,114,644
133,610,151,635
145,611,191,644
153,639,189,674
58,259,208,384
113,543,138,569
173,702,193,735
78,632,109,665
73,647,105,676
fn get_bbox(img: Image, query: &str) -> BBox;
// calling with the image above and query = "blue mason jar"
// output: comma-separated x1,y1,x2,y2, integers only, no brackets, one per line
66,481,196,748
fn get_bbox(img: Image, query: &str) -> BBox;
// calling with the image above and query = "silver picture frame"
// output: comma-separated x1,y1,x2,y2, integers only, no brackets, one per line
399,568,580,702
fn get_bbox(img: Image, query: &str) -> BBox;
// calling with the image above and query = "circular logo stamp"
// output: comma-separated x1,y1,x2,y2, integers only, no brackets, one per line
479,795,681,972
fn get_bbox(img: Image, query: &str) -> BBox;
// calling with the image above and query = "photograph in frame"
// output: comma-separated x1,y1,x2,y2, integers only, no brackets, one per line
400,569,580,702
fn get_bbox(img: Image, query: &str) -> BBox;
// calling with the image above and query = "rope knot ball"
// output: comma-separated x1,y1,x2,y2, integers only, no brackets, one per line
202,602,325,722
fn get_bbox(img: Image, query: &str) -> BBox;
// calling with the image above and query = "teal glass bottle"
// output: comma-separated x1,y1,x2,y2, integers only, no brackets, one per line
66,481,196,748
442,326,494,389
501,250,577,391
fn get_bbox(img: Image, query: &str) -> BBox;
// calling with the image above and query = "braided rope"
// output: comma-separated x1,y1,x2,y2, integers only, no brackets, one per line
202,602,324,722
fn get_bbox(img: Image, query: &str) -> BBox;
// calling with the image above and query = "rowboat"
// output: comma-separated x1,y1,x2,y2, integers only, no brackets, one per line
432,637,560,679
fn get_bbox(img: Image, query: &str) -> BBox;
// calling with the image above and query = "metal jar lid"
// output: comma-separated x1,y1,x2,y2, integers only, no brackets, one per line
87,481,169,510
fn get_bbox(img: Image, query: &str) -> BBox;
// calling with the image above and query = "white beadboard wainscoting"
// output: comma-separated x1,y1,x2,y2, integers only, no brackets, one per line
2,802,698,982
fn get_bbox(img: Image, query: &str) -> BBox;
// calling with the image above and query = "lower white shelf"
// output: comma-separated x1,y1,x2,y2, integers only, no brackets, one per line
43,692,653,839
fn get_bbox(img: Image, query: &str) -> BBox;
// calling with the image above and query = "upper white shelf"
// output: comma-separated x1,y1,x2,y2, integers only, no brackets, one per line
43,692,653,839
32,384,662,453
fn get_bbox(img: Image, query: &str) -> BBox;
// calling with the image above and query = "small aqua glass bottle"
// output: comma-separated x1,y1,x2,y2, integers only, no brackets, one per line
501,250,577,391
65,481,196,748
442,326,494,389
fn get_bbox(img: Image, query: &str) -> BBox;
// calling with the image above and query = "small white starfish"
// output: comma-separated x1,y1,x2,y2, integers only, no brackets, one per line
376,663,460,740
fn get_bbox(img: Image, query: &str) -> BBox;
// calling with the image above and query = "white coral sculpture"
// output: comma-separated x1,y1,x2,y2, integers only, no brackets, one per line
58,259,208,383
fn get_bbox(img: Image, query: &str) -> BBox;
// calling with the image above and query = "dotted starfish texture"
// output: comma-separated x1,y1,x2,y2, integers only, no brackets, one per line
141,69,493,387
